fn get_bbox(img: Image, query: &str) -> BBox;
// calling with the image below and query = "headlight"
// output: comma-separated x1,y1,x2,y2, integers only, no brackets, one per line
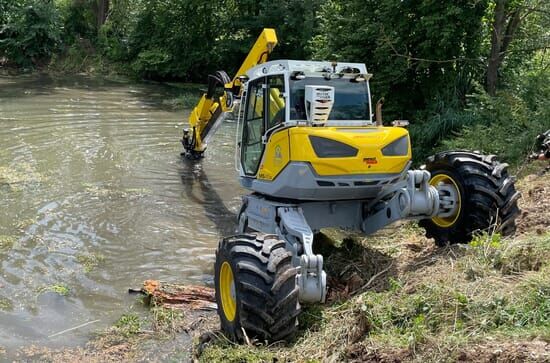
382,136,409,156
309,136,358,158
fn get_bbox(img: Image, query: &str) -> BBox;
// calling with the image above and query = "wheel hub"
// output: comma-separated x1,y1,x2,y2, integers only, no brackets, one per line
219,261,236,322
430,174,461,227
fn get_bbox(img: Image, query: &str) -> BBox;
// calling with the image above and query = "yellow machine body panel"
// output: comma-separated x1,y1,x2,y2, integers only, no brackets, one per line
257,130,291,181
290,126,411,175
256,126,411,182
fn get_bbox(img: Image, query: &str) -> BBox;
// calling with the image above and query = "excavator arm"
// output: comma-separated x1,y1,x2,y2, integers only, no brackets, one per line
182,28,278,158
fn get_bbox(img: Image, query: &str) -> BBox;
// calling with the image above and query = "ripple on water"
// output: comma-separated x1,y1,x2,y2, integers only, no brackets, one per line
0,74,243,352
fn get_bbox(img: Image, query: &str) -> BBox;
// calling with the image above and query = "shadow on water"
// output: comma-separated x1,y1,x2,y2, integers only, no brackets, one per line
178,156,238,237
0,73,120,99
0,73,200,113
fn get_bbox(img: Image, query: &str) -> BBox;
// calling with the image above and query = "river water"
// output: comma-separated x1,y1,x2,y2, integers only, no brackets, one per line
0,74,242,352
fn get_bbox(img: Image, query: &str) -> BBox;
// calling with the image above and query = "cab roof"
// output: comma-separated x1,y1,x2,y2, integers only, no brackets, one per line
245,60,369,81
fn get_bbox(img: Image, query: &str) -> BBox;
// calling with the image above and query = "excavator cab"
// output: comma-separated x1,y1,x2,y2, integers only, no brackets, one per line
238,65,371,177
239,73,287,176
235,60,411,202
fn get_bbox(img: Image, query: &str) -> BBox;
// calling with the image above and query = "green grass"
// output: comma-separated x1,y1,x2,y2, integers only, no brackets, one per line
0,163,46,189
38,283,70,296
0,297,14,311
464,233,550,276
162,92,201,110
0,235,17,252
14,218,37,232
199,342,277,363
76,253,105,273
114,313,143,337
200,230,550,362
150,306,184,335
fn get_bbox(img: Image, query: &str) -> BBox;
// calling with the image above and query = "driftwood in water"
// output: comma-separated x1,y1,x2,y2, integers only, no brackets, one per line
132,280,217,311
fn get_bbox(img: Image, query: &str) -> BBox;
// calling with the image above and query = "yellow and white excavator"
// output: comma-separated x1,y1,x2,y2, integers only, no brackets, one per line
181,29,520,342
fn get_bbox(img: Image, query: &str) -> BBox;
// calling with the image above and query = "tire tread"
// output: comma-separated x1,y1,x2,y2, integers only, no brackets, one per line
215,233,300,343
419,151,520,245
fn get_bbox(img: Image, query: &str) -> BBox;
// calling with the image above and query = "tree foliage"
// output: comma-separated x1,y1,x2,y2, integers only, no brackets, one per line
312,0,489,119
123,0,323,80
126,0,221,80
0,1,62,67
486,0,550,95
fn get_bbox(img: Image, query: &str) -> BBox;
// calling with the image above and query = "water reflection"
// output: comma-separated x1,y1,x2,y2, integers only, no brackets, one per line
179,158,238,237
0,74,243,352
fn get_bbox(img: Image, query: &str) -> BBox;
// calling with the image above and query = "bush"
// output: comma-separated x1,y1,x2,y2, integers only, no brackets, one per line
56,0,97,44
410,56,550,166
0,0,62,67
131,48,173,79
440,64,550,166
409,94,478,162
98,20,129,62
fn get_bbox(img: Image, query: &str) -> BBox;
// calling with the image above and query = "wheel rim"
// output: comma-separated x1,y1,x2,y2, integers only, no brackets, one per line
430,173,461,228
219,261,236,322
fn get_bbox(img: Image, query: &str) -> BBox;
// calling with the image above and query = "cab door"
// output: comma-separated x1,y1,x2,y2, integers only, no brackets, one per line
241,77,266,176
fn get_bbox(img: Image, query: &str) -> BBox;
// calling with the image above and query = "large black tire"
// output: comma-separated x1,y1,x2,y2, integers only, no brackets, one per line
419,151,520,246
214,233,300,343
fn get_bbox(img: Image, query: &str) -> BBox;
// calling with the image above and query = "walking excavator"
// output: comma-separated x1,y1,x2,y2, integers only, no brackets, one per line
181,29,520,342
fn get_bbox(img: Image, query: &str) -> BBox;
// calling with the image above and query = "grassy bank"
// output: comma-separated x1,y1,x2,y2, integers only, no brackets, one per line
200,170,550,362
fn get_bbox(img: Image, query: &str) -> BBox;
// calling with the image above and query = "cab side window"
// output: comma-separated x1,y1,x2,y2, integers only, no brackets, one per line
267,75,285,129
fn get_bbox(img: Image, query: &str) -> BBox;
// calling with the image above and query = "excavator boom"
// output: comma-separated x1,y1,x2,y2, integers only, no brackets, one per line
182,29,278,158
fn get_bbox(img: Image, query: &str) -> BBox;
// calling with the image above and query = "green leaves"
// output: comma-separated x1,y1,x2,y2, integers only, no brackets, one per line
0,1,62,67
122,0,324,80
314,0,490,121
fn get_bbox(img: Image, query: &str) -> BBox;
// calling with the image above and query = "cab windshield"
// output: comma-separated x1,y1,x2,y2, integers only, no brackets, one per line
290,77,370,121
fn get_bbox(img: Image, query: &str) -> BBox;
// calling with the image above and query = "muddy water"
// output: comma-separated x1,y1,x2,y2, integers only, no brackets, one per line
0,74,242,352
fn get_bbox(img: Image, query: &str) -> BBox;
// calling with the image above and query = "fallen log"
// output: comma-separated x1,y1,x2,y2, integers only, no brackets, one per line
130,280,217,311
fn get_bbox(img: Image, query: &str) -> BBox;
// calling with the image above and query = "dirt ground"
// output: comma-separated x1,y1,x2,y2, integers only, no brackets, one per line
516,173,550,235
346,339,550,363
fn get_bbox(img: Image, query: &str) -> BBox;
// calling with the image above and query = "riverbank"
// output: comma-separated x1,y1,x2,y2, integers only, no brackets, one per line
7,162,548,362
200,167,550,363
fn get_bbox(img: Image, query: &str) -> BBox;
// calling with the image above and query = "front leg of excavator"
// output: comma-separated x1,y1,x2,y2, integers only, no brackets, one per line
239,195,328,304
276,207,327,303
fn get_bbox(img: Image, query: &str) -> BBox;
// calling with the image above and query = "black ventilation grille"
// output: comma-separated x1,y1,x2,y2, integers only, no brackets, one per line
317,180,335,187
309,136,358,158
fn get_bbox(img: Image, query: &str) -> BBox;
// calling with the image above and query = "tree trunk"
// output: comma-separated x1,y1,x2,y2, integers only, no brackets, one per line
487,0,506,96
96,0,109,31
486,0,523,96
